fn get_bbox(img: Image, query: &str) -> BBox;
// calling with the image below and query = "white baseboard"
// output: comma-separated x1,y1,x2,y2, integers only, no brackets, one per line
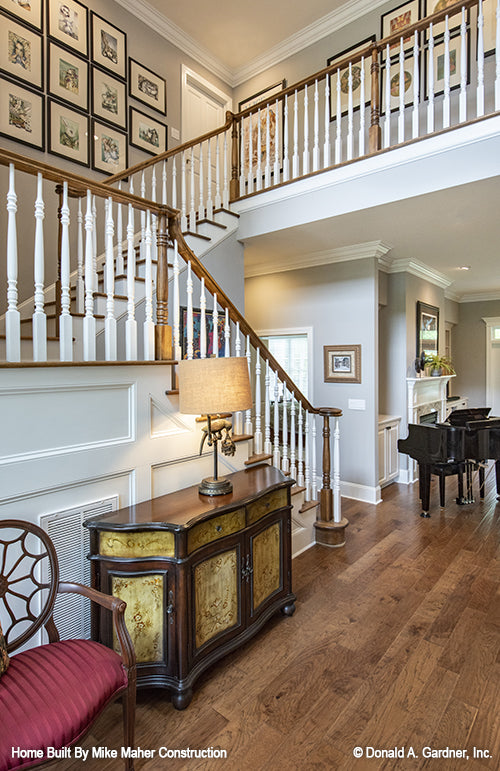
340,480,381,504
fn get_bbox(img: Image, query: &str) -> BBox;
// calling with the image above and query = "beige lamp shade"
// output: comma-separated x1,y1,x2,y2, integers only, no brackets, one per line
178,357,252,415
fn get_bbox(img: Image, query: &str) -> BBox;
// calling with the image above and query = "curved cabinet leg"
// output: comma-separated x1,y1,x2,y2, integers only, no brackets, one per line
281,602,296,617
171,687,193,710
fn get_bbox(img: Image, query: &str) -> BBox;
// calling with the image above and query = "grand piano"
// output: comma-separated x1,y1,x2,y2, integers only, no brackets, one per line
398,408,500,517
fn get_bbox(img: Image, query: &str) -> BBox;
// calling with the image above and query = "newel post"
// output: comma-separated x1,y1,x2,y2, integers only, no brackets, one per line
369,44,381,154
155,211,172,360
313,408,349,547
229,112,240,202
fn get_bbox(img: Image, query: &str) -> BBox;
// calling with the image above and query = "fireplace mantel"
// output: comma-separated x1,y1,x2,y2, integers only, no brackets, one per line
405,375,455,483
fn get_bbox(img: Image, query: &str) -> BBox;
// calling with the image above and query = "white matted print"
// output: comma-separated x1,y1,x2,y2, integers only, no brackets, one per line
49,98,89,166
327,38,374,118
48,41,87,110
129,58,166,115
48,0,87,56
426,32,467,96
92,67,126,128
381,53,416,112
92,119,127,174
0,14,43,89
0,76,44,149
91,12,126,79
0,0,43,31
482,0,498,56
129,107,166,155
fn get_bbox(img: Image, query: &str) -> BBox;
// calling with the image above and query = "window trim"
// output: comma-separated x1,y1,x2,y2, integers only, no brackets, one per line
256,326,314,400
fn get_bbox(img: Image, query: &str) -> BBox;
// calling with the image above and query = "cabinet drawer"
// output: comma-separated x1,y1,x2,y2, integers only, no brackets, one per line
99,530,175,558
246,488,288,524
187,509,246,554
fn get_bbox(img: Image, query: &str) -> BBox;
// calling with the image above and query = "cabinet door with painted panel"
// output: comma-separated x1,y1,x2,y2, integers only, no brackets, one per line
248,511,288,622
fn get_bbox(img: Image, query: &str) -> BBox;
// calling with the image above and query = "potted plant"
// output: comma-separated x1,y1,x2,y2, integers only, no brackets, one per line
424,354,455,376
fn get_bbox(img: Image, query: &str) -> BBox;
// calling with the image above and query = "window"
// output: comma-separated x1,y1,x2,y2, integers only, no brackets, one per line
260,331,310,399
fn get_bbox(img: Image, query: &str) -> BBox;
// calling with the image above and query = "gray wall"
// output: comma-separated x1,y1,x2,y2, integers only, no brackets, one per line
453,299,500,406
245,258,379,491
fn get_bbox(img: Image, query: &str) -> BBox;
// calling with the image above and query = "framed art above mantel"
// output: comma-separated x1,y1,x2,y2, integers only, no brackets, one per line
416,301,439,358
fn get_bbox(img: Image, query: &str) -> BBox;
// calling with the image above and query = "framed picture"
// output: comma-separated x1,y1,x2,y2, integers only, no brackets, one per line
0,75,44,149
180,306,225,359
327,37,374,118
381,0,420,55
238,80,285,177
129,106,166,156
0,14,43,90
0,0,43,31
90,11,126,79
482,0,497,57
426,31,468,97
48,41,87,110
47,0,87,57
381,51,417,112
92,66,126,128
416,301,439,358
424,0,464,41
129,58,166,115
92,118,127,175
324,345,361,384
48,97,88,165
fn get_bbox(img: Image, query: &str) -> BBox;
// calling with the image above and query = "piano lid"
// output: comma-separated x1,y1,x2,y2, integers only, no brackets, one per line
446,407,491,426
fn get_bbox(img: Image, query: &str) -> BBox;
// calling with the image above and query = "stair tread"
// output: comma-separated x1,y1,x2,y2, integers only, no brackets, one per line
197,218,227,230
214,207,239,219
245,453,272,466
232,433,253,443
291,485,306,496
182,230,211,242
299,499,320,513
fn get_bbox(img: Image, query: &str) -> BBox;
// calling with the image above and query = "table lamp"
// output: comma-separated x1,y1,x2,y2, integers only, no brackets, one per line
178,357,252,496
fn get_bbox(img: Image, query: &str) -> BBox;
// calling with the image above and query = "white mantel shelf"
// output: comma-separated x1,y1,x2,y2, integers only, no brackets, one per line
405,374,455,483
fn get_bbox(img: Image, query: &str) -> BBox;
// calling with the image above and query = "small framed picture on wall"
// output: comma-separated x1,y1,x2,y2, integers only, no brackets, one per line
324,345,362,383
129,58,166,115
92,66,126,128
47,0,88,57
92,118,128,175
0,75,45,150
129,107,166,155
48,97,89,166
90,12,126,79
48,41,88,110
0,13,44,90
0,0,43,31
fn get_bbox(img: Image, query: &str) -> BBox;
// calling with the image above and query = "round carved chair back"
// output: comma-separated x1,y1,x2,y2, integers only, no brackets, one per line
0,520,59,653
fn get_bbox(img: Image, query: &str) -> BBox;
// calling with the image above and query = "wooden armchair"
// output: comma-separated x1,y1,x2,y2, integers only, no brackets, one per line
0,520,136,771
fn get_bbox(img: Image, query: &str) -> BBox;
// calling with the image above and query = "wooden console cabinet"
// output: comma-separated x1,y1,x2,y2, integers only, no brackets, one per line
86,465,295,709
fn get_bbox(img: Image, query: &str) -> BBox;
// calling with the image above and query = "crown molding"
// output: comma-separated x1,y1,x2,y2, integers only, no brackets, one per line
458,291,500,303
384,257,452,289
113,0,234,85
233,0,389,86
245,240,391,278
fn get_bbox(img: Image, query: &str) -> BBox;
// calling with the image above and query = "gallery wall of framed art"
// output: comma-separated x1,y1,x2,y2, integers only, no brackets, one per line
0,0,168,174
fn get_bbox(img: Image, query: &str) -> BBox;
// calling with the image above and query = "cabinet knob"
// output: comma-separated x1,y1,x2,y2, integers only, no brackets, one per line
215,525,222,532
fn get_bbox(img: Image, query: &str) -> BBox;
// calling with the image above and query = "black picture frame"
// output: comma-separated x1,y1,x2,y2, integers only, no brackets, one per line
129,106,167,156
380,48,418,114
47,0,88,57
238,79,286,182
0,75,45,150
327,36,375,119
381,0,421,55
92,65,127,129
48,96,89,166
48,40,88,111
0,0,43,32
129,57,166,115
424,29,469,99
91,118,128,175
180,306,226,359
90,11,126,79
0,12,44,91
416,301,439,358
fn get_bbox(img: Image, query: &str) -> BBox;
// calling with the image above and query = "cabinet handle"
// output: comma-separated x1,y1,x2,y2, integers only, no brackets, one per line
215,525,222,532
166,590,174,624
241,554,254,583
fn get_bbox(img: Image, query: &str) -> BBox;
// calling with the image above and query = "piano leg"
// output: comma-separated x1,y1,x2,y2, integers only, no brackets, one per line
479,464,485,499
419,463,431,517
496,460,500,501
456,468,464,504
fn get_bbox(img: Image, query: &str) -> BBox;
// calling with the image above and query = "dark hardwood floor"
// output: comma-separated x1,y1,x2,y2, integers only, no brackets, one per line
50,470,500,770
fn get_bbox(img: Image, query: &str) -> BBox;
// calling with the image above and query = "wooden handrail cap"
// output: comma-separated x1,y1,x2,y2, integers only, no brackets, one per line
317,407,343,417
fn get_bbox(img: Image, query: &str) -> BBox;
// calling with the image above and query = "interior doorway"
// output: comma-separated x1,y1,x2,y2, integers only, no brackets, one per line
483,317,500,416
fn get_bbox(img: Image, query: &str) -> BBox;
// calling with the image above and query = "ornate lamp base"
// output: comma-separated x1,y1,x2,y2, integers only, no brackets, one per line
198,476,233,496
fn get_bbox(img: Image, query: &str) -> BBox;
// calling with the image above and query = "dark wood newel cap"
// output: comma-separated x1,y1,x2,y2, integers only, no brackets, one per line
317,407,343,417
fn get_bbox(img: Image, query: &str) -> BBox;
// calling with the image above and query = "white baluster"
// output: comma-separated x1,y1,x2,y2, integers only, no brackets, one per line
224,308,230,357
245,335,253,435
116,183,124,276
199,278,206,359
398,38,405,141
181,151,187,231
359,57,366,156
311,413,317,500
443,17,451,129
189,146,196,231
76,197,84,314
150,168,158,280
212,295,218,357
283,95,290,182
460,8,468,121
304,410,311,500
428,25,435,133
324,76,331,167
171,157,177,210
281,386,289,474
292,90,299,177
32,173,46,362
384,45,391,147
59,181,72,362
412,32,420,138
223,131,229,209
273,371,280,467
247,113,253,195
162,159,167,206
151,166,157,207
198,142,204,221
125,200,137,361
313,79,320,171
264,106,271,187
335,70,342,163
104,197,117,361
254,349,263,455
187,261,193,360
172,239,181,360
216,134,223,209
92,194,97,292
347,64,354,160
5,164,20,362
264,360,272,455
496,0,500,109
333,416,341,523
273,98,280,182
83,190,96,361
139,172,146,267
234,322,243,436
143,209,154,360
235,321,241,357
239,120,245,196
290,395,297,483
297,404,305,487
477,0,485,116
256,108,262,191
302,84,309,174
206,139,213,220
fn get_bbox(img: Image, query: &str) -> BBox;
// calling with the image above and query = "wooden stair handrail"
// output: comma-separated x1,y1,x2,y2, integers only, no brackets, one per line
168,215,342,419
